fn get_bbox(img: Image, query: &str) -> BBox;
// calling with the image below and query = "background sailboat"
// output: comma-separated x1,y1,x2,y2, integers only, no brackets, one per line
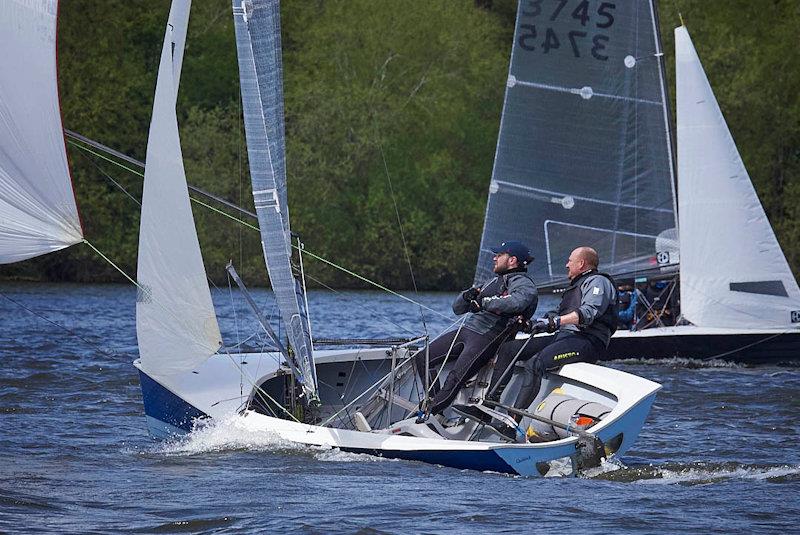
477,0,678,288
476,1,800,363
674,25,800,328
608,25,800,362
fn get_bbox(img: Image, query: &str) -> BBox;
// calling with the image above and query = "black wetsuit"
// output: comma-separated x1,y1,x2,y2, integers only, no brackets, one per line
415,268,537,415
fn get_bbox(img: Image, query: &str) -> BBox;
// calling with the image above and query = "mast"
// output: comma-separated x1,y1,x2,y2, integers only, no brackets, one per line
232,0,318,403
650,0,679,227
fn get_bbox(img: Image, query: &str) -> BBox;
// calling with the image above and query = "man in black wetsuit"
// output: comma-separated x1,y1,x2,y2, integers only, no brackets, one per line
487,246,618,414
415,241,538,420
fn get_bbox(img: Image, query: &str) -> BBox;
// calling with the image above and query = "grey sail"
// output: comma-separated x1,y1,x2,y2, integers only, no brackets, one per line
232,0,317,402
476,0,677,287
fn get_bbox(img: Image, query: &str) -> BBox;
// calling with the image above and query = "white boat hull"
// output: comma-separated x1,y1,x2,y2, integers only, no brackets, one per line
135,352,661,477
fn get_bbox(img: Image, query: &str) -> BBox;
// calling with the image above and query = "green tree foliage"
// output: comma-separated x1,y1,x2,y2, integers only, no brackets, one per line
282,1,508,289
2,0,797,288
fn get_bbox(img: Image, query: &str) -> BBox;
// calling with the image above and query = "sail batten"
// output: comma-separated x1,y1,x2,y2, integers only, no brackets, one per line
0,0,83,264
136,0,223,378
511,79,664,106
232,0,317,401
675,26,800,328
476,0,677,287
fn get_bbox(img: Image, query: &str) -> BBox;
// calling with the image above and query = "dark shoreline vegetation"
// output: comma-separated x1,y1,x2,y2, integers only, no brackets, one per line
2,0,797,291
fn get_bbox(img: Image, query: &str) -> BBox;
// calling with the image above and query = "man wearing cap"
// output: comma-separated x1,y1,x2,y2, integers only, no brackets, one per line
415,240,538,419
487,246,618,416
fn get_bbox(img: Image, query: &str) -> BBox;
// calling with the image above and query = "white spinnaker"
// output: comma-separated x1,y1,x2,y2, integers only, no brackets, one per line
137,0,223,377
676,26,800,328
0,0,83,263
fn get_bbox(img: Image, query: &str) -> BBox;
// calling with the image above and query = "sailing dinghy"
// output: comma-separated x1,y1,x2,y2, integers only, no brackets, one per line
0,0,677,477
128,0,662,476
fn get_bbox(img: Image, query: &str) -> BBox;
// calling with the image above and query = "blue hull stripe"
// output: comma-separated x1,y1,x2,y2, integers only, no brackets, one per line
339,446,517,475
138,370,208,433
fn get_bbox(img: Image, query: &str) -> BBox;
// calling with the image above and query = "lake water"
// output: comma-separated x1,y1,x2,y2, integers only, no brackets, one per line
1,282,798,533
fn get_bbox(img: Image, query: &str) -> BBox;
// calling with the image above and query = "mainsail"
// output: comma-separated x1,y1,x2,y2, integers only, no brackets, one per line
232,0,318,401
675,26,800,328
136,0,223,377
476,0,677,287
0,0,83,263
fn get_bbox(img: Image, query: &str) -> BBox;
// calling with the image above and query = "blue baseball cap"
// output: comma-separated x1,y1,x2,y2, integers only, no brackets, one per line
490,240,533,266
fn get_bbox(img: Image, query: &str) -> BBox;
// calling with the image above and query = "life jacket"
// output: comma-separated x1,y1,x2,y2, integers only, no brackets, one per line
558,270,619,337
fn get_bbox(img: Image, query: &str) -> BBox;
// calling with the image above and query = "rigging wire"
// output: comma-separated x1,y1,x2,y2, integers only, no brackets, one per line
65,133,257,219
219,349,303,424
296,237,315,348
319,336,427,427
82,239,221,356
0,289,131,363
75,148,141,206
40,238,302,422
67,132,449,320
425,315,467,399
300,270,422,337
299,247,449,320
378,141,429,338
227,268,244,398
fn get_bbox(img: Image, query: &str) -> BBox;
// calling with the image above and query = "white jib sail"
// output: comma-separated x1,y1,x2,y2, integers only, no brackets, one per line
676,26,800,329
137,0,223,377
0,0,83,263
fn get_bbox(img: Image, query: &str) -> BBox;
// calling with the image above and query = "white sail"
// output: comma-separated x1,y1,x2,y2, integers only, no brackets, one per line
0,0,83,263
676,26,800,328
137,0,223,378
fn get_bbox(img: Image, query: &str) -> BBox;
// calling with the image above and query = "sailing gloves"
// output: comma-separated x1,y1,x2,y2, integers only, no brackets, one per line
462,287,482,313
507,315,530,334
461,287,480,302
535,316,560,333
508,316,560,334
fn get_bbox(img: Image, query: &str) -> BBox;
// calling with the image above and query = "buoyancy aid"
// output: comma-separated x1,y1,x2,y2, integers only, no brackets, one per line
557,270,619,338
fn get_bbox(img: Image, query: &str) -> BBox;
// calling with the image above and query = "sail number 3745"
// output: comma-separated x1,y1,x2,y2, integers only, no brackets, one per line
518,0,616,61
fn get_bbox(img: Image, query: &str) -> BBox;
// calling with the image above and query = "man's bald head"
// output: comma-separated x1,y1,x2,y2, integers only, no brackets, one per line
574,247,598,269
566,246,599,279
